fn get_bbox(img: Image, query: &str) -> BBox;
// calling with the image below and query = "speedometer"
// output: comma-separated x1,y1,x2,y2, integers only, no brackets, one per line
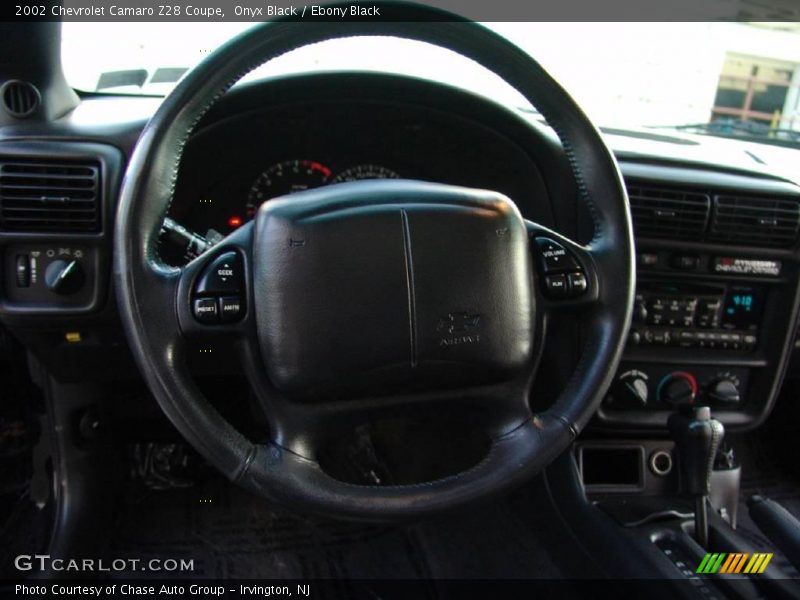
332,164,400,183
246,159,331,217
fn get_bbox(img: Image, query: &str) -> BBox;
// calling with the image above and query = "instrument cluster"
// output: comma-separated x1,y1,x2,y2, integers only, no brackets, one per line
160,159,401,265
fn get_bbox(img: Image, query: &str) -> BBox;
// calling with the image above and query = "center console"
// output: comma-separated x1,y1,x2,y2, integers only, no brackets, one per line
594,164,800,432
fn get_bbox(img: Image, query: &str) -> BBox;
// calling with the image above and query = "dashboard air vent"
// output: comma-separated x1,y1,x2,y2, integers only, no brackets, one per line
0,161,101,232
627,184,711,240
1,80,41,118
710,195,800,247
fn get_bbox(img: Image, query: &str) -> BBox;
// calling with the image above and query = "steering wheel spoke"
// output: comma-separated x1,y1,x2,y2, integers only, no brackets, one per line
175,221,255,338
526,220,600,313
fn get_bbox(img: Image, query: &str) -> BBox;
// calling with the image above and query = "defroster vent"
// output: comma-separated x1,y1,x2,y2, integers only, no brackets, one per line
0,160,101,233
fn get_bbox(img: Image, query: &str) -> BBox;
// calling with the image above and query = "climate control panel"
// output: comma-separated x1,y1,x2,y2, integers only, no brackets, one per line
2,244,96,309
604,364,748,410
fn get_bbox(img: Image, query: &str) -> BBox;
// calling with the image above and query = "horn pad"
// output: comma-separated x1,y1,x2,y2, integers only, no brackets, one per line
253,181,534,399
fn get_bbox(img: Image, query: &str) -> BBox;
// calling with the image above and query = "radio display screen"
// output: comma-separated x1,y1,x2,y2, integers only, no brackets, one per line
721,287,763,330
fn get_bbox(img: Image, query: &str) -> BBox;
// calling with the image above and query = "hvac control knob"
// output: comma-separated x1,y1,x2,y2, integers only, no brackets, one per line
658,371,697,407
708,378,741,405
606,370,649,408
44,259,85,295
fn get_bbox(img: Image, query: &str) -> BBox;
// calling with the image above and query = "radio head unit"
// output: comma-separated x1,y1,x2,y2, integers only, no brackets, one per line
632,281,763,350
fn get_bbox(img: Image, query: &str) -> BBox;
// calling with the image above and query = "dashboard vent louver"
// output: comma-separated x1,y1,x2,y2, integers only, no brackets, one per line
0,161,101,232
627,184,711,240
710,195,800,247
1,80,41,118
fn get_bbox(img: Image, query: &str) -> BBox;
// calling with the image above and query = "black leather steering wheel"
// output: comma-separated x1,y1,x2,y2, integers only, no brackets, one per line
114,3,634,520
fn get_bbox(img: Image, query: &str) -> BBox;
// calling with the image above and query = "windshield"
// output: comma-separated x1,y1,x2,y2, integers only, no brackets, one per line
61,22,800,146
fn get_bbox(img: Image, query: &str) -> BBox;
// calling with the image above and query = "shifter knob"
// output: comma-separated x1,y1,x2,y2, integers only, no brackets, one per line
668,405,724,548
668,406,724,497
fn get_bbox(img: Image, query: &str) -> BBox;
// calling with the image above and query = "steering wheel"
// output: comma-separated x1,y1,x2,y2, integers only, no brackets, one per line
114,3,634,520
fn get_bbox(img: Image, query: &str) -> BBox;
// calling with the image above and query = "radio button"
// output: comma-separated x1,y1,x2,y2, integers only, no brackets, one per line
193,298,219,324
195,251,244,295
677,331,696,347
567,271,588,294
651,330,671,345
535,238,580,273
651,297,666,310
220,296,243,323
639,253,659,267
669,254,699,271
544,274,568,297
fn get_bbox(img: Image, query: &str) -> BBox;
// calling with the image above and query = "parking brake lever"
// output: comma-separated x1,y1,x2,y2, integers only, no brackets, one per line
668,405,725,548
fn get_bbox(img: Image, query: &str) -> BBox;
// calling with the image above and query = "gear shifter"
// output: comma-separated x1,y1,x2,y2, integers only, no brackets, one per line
668,405,725,547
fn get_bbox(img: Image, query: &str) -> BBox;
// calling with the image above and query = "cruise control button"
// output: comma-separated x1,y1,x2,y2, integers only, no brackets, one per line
193,298,219,324
567,271,587,295
220,296,243,323
195,251,244,295
544,274,568,297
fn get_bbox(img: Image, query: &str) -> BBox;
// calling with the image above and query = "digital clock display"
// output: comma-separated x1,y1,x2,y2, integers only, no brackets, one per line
721,287,762,330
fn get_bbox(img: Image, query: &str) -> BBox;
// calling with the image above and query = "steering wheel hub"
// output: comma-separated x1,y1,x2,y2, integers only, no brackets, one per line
254,181,534,397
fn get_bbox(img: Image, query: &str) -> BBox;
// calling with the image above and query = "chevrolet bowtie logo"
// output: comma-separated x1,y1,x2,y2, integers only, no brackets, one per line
437,312,481,334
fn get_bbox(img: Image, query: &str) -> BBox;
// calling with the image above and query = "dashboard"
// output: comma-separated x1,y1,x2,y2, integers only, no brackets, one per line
1,71,800,435
159,92,554,265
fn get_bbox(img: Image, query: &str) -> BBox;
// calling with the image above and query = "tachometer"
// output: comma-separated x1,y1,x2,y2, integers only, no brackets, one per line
332,164,400,183
246,159,332,217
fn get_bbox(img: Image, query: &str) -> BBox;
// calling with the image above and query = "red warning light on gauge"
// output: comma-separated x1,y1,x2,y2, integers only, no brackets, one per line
228,215,243,228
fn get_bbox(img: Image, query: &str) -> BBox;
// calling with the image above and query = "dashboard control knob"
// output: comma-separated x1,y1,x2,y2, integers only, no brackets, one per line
658,371,697,406
708,378,741,404
606,370,649,408
633,301,648,323
44,259,85,295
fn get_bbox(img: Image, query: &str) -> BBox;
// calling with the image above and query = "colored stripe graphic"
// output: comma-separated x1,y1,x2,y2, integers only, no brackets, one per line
732,553,749,573
697,552,773,574
720,554,737,573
